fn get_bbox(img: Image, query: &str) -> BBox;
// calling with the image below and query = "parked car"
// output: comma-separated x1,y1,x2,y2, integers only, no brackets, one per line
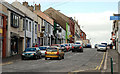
60,44,66,52
95,44,98,48
50,44,60,47
21,47,41,60
97,44,107,51
86,43,92,48
82,43,86,48
39,46,49,56
68,43,74,50
101,43,107,46
64,44,70,52
45,47,64,60
72,43,83,52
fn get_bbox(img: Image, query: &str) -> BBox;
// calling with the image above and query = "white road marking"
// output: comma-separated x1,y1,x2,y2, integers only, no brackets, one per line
103,51,108,70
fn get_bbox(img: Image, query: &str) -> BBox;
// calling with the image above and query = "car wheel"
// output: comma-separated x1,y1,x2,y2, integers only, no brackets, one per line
45,57,47,60
58,56,61,60
62,56,64,59
34,56,38,60
21,57,25,60
72,50,75,52
39,55,42,59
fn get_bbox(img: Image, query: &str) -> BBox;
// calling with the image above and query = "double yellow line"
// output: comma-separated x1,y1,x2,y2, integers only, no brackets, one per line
95,52,106,70
0,62,13,66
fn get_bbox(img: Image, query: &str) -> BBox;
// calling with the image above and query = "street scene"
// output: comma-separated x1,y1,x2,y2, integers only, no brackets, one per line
0,0,120,74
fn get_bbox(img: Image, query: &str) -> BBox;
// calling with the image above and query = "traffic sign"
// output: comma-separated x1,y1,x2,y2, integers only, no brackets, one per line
110,16,120,20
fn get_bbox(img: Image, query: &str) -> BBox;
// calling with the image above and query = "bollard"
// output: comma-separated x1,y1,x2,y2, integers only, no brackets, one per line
111,58,113,74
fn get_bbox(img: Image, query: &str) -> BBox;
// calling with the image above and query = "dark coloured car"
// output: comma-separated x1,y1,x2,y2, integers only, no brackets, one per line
95,44,98,48
21,47,41,60
72,44,83,52
86,44,92,48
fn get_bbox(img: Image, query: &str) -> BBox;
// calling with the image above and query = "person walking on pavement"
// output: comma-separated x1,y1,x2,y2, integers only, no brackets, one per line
35,43,38,47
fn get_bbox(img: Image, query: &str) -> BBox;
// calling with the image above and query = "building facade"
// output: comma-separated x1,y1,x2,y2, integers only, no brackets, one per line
34,5,54,46
12,1,38,50
80,30,86,40
1,2,26,57
74,20,81,42
0,3,8,58
69,17,75,43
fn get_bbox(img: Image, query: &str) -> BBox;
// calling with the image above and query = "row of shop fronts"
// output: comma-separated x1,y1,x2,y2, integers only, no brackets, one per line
0,1,67,58
0,1,82,58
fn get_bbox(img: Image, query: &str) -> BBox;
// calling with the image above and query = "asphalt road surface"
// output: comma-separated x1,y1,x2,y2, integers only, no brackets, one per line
2,48,105,72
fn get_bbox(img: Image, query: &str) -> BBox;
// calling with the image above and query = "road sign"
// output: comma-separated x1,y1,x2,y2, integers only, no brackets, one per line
110,16,120,20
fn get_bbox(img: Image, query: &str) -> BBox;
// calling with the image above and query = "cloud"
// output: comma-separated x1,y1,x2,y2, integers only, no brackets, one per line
68,11,116,46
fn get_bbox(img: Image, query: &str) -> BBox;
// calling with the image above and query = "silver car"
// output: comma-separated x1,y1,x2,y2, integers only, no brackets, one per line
39,46,49,56
97,44,107,51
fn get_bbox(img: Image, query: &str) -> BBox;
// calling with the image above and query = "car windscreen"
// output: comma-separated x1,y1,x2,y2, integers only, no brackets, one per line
74,45,81,47
47,48,57,52
99,45,106,47
39,47,47,50
25,48,36,51
75,42,81,44
64,44,68,46
60,45,64,47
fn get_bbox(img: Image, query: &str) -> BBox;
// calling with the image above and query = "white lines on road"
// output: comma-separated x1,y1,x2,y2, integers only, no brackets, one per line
103,50,108,70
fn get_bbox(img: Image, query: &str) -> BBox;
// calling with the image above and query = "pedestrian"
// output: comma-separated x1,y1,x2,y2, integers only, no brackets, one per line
35,43,38,47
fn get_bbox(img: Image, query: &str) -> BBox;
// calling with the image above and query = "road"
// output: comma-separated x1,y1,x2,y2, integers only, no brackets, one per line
2,48,105,72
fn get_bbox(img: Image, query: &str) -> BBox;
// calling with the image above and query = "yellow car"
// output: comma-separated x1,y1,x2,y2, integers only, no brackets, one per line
45,47,64,60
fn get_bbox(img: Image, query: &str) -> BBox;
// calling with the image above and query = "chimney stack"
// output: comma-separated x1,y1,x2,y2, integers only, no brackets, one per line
35,4,41,11
28,5,34,11
23,1,28,7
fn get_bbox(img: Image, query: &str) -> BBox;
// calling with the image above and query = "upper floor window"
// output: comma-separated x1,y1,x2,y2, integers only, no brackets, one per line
0,15,3,27
11,12,19,28
35,24,37,34
37,24,39,31
29,21,31,32
26,20,28,31
23,18,25,30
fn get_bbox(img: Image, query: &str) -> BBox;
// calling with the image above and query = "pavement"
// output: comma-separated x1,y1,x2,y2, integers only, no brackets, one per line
2,54,21,64
101,49,119,74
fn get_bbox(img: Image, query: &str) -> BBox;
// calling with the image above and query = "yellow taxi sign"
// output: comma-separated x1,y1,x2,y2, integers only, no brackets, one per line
69,35,72,37
0,29,2,34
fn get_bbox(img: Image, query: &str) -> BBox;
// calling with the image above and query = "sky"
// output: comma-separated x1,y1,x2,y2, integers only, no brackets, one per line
5,0,118,47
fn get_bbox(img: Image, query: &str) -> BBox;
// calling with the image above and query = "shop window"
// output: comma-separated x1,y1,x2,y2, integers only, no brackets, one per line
11,12,19,28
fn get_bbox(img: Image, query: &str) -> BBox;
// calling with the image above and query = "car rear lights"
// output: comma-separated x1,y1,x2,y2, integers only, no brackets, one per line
79,47,82,48
45,52,47,54
56,52,59,55
72,46,74,48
